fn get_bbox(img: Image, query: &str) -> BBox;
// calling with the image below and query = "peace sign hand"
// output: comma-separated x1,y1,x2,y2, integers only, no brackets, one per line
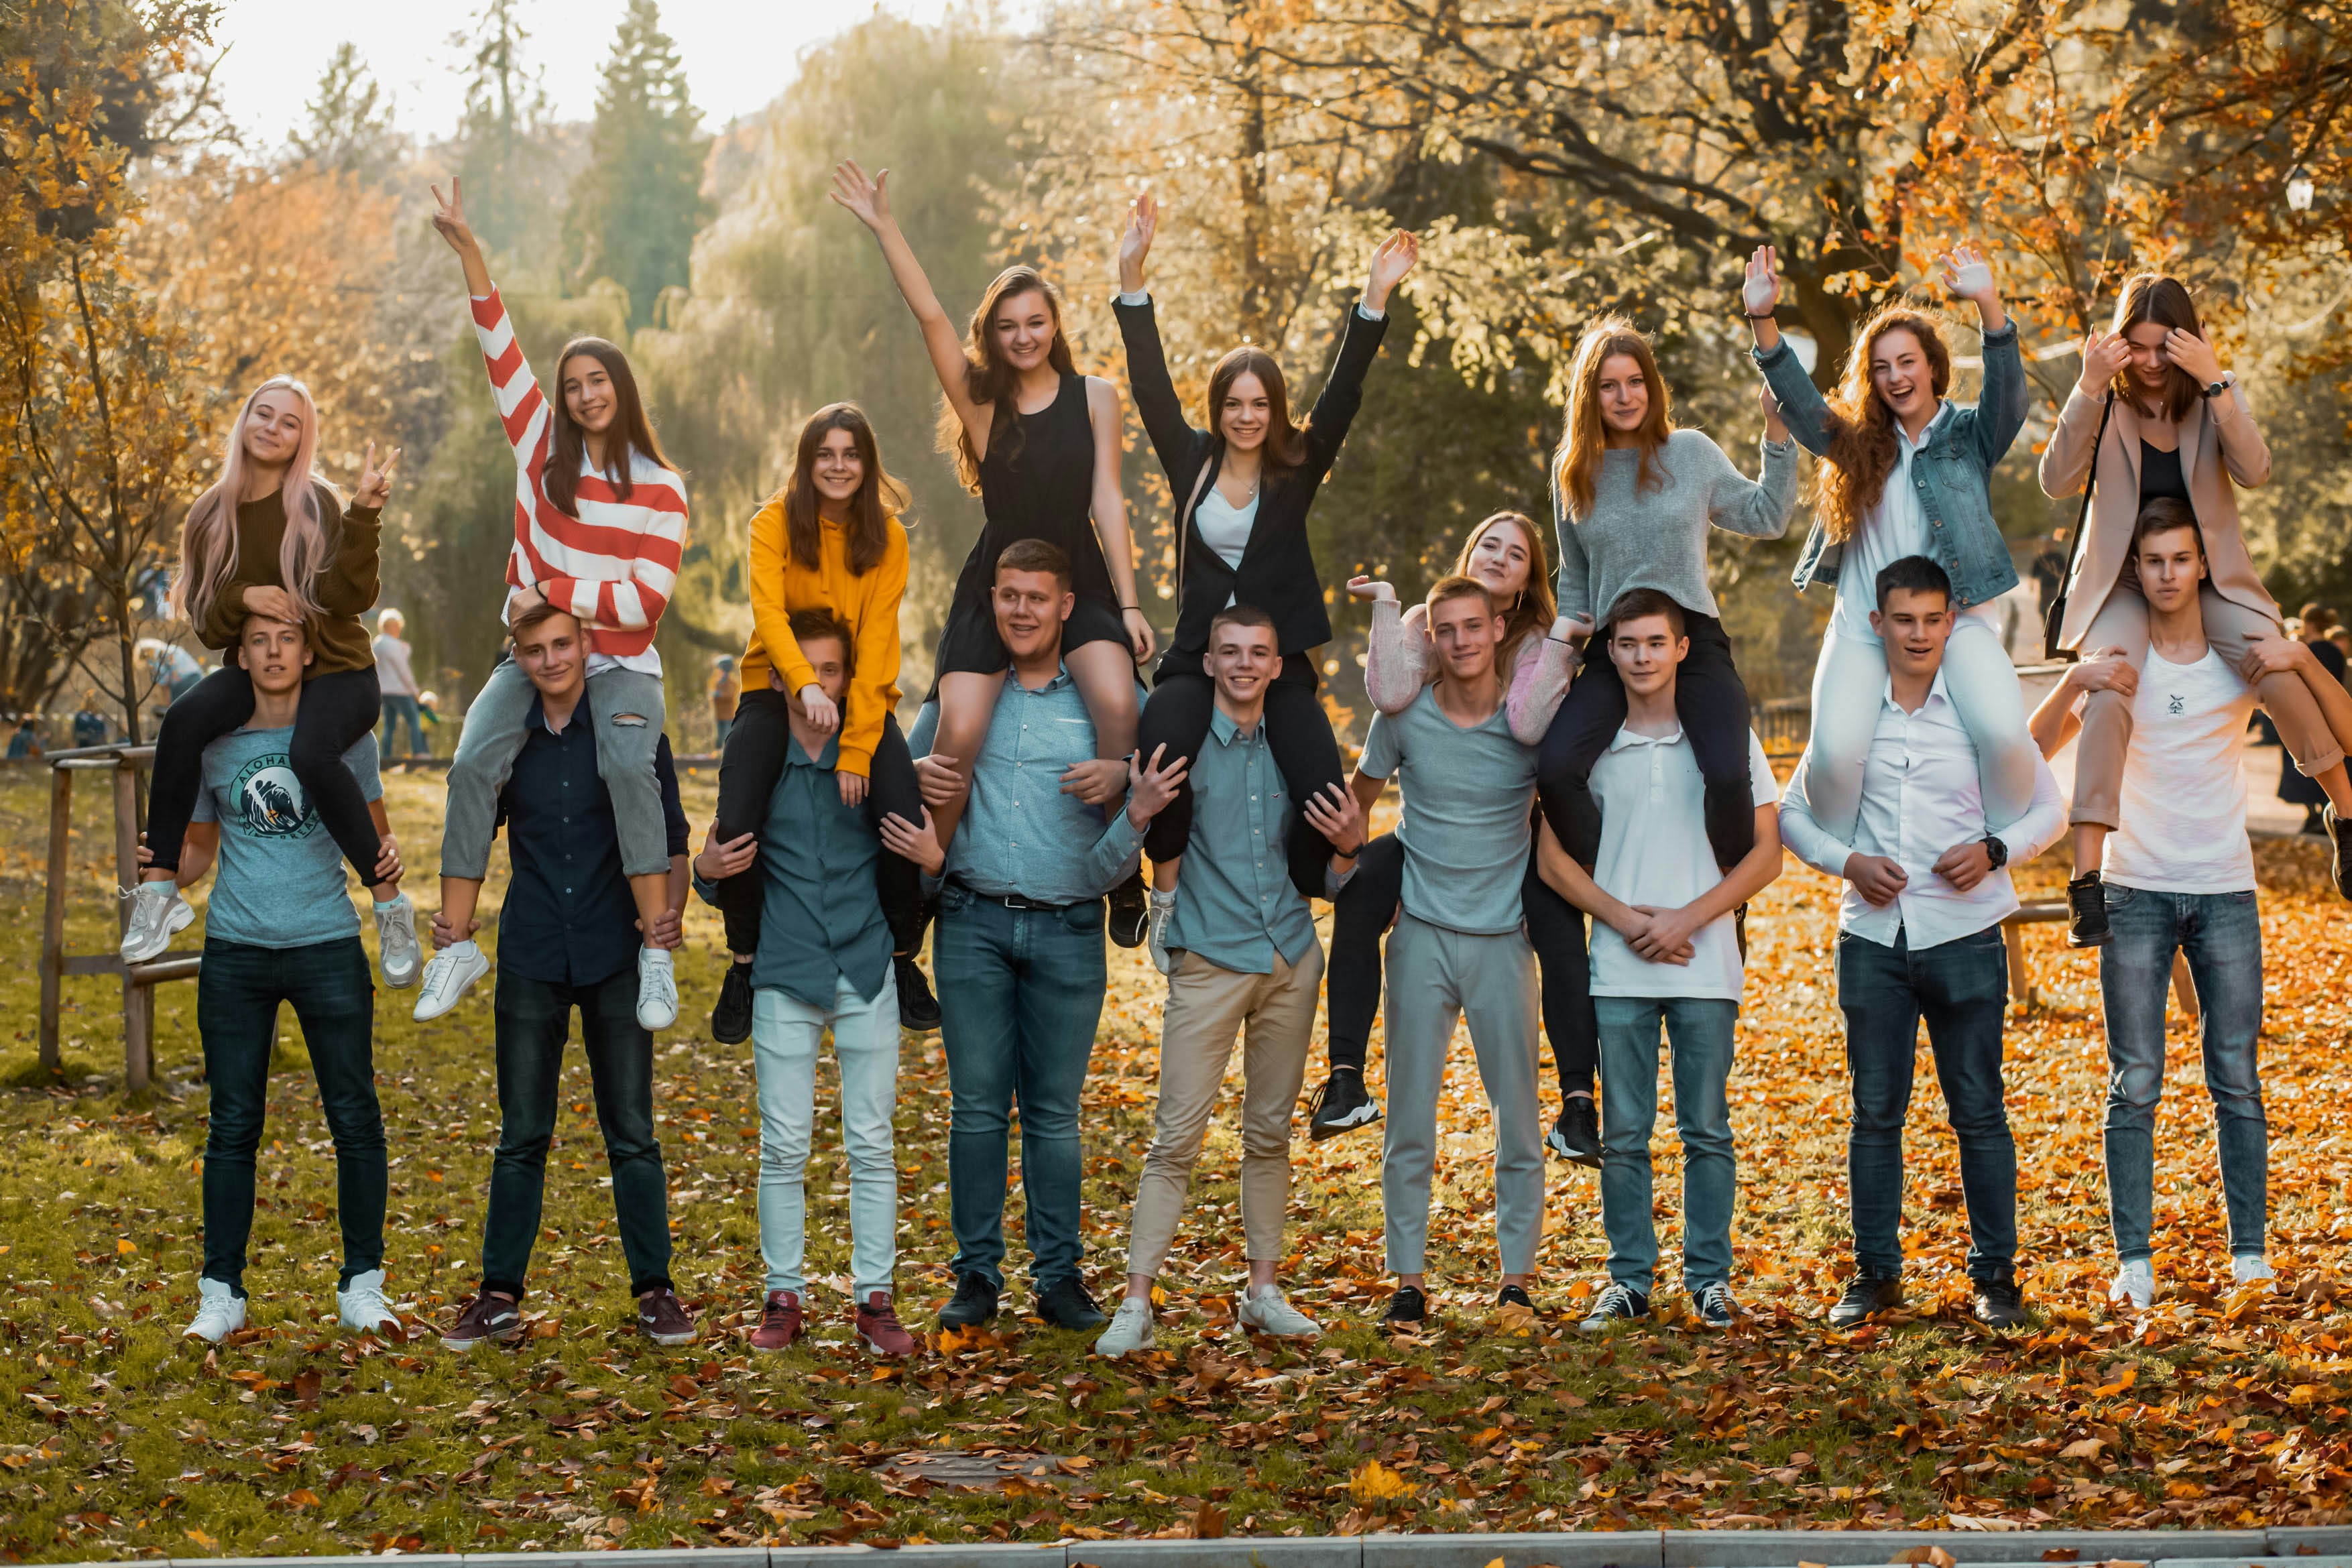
429,179,476,254
353,441,402,509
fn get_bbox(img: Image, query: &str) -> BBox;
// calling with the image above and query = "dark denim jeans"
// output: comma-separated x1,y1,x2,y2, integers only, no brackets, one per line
1838,924,2016,1281
933,886,1106,1292
482,968,672,1299
195,938,384,1295
2099,884,2267,1263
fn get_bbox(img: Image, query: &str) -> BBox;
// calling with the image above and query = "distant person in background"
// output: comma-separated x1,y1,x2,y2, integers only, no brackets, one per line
2331,625,2351,665
7,715,40,760
709,654,740,749
374,608,426,761
73,704,108,750
417,690,447,757
141,639,206,705
2282,607,2350,834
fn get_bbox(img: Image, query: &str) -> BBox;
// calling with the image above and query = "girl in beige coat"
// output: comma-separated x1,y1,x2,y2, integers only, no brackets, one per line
2040,274,2352,937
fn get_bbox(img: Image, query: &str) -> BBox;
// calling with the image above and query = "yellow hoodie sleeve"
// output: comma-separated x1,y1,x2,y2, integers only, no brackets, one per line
838,521,909,778
746,493,813,699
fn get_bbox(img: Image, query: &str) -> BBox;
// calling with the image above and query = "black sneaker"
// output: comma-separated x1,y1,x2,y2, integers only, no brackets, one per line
1545,1095,1602,1167
1691,1280,1741,1329
1973,1274,2028,1329
1381,1285,1427,1327
1108,870,1148,949
939,1272,998,1330
710,961,754,1045
894,953,941,1033
2066,871,2110,948
1578,1281,1649,1331
1037,1275,1107,1331
1828,1270,1903,1328
2328,804,2352,900
1307,1069,1382,1142
1495,1284,1534,1312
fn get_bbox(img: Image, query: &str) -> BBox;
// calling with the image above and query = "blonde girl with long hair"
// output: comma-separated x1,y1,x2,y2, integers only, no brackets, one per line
1535,318,1798,877
1745,243,2040,844
123,377,414,983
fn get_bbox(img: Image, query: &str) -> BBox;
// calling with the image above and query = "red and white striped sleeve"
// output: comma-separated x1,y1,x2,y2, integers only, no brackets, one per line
469,288,551,476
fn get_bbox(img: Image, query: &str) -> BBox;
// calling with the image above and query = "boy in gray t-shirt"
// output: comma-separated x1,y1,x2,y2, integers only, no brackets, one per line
1343,577,1547,1327
155,616,404,1348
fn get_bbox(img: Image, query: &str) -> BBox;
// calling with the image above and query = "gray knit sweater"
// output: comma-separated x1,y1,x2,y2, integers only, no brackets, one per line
1551,428,1800,623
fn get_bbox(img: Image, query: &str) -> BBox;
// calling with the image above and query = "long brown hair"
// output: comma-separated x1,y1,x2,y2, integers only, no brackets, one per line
780,403,908,577
1206,346,1307,475
937,265,1077,493
1814,306,1954,544
2110,274,2204,424
546,337,675,516
1554,319,1675,520
1452,510,1556,670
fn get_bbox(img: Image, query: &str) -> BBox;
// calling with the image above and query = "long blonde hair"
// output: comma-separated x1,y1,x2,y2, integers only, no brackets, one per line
1554,319,1675,520
1452,510,1556,670
172,377,339,625
1814,307,1953,543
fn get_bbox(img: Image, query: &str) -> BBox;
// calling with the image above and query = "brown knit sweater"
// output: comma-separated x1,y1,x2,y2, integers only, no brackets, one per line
192,482,381,675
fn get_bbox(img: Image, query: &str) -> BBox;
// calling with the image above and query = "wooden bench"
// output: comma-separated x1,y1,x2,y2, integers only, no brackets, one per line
2003,898,2198,1018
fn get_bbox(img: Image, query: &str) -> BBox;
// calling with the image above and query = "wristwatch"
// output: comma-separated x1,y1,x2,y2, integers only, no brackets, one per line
2200,374,2233,400
1980,833,2009,869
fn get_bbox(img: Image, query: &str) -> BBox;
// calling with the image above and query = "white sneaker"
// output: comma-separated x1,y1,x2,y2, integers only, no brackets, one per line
121,882,192,963
2231,1254,2276,1286
635,948,678,1030
1238,1283,1320,1339
1094,1295,1157,1357
373,894,421,988
1146,891,1178,977
412,940,489,1022
336,1268,402,1337
2109,1258,2155,1310
183,1278,245,1343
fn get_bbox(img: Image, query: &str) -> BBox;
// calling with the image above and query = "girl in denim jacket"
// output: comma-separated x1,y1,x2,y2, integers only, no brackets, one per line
1744,243,2038,839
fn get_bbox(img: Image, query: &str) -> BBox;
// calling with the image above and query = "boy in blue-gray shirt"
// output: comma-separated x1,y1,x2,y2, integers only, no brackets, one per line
150,616,406,1345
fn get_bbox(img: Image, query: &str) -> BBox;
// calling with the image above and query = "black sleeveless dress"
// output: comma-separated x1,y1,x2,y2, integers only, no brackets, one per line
933,372,1127,676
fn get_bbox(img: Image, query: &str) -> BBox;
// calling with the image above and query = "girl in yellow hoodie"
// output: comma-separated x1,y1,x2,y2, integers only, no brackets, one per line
709,404,930,1042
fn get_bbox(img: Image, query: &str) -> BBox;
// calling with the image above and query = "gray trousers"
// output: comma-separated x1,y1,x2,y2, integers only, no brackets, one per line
441,660,670,879
1380,912,1545,1276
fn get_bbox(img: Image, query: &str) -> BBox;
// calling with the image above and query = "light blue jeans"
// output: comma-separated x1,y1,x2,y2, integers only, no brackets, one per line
1594,995,1739,1298
2100,884,2267,1264
750,973,900,1299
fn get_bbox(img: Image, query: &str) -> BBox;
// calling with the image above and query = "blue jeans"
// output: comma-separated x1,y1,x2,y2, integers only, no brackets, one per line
481,968,672,1299
195,938,384,1295
380,695,426,758
1838,924,2015,1280
2100,885,2267,1263
933,887,1106,1292
1594,996,1738,1296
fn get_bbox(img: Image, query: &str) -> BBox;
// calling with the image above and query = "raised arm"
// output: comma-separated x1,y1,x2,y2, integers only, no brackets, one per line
1742,246,1834,457
2040,335,2123,499
830,161,990,460
316,448,398,617
1940,245,2027,469
1087,376,1155,663
1700,420,1800,541
1296,231,1413,482
2160,326,2271,488
1354,581,1428,715
1112,192,1209,479
433,180,548,472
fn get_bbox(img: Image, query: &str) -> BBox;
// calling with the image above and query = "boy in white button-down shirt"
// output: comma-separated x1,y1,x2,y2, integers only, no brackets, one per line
1535,588,1784,1333
1778,555,2064,1331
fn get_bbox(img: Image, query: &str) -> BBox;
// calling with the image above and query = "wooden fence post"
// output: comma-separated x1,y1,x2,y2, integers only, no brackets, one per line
111,760,148,1094
38,768,73,1072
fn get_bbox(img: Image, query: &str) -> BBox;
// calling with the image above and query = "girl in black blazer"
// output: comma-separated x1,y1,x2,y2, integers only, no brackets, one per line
1115,192,1416,963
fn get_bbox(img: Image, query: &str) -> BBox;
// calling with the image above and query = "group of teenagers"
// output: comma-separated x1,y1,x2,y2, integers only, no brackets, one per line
123,166,2352,1355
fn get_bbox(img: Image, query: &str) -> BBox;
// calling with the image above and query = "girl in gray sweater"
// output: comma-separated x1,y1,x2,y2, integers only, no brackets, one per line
1536,320,1800,869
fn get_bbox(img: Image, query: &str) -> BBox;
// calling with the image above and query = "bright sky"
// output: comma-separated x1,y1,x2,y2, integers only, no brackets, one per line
207,0,964,149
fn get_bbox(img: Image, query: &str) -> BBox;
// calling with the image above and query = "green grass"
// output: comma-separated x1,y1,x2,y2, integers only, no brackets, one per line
2,766,2351,1557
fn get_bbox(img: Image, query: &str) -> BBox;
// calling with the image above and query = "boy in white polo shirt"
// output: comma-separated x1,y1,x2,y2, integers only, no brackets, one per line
1537,589,1783,1329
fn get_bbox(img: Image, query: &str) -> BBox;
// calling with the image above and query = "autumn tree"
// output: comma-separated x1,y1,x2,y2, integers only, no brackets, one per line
563,0,709,326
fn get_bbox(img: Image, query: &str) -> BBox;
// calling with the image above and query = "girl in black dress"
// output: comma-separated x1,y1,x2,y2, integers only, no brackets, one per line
832,161,1154,863
1112,192,1416,961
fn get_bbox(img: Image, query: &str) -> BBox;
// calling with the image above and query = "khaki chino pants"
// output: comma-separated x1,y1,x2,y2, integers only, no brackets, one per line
1125,944,1324,1278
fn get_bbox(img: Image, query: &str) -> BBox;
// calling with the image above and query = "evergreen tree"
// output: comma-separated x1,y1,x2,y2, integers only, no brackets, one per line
562,0,709,326
451,0,551,255
291,42,397,181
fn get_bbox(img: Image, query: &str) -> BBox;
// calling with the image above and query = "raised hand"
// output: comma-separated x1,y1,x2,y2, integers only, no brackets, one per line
1118,191,1159,296
828,160,892,232
1125,743,1191,829
429,179,476,254
1346,575,1398,603
2163,324,2224,388
353,440,402,509
1742,245,1781,316
1939,242,1997,305
1364,229,1418,311
2076,328,2131,397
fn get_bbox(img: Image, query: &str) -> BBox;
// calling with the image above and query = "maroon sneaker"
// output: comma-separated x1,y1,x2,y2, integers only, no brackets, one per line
636,1286,697,1346
440,1290,522,1351
856,1290,917,1357
749,1290,803,1352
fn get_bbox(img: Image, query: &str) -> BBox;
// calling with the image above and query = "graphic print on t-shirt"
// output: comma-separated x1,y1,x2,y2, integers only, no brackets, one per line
229,752,317,839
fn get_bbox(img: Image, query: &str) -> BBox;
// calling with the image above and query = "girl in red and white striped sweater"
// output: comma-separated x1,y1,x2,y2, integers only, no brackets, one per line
416,178,691,1032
